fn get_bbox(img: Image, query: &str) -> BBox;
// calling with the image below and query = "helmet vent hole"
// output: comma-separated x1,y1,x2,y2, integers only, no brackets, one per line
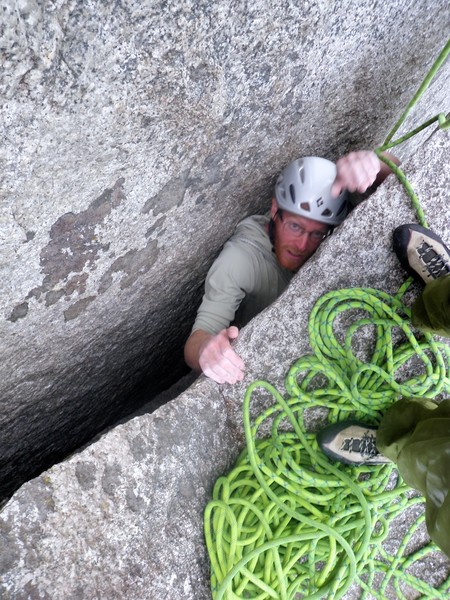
321,208,332,218
289,184,296,204
300,202,310,212
299,165,305,183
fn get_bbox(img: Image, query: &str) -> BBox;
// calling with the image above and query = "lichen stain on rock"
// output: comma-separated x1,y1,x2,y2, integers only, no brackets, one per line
65,272,89,296
45,289,65,307
64,296,96,322
41,273,89,309
128,433,151,461
142,170,190,216
9,179,126,323
40,178,126,288
75,461,97,491
8,302,29,322
101,462,123,497
145,215,166,238
98,239,159,294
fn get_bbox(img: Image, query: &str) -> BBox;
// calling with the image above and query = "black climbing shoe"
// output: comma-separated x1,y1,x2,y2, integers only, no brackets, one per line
393,224,450,284
317,421,391,466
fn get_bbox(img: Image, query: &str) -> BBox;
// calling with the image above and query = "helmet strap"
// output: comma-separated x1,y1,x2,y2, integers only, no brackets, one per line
268,209,282,250
269,217,276,249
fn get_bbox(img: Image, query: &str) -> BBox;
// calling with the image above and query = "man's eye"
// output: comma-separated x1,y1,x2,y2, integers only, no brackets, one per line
311,232,325,241
288,223,302,233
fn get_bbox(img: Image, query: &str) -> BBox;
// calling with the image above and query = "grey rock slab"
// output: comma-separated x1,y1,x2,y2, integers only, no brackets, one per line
1,125,450,598
0,380,238,600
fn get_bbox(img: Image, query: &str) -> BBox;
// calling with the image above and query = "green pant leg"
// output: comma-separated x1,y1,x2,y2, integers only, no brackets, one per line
377,397,450,558
412,274,450,337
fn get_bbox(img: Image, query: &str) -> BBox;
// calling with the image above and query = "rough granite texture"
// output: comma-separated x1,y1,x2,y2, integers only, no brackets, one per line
1,130,449,599
0,0,450,519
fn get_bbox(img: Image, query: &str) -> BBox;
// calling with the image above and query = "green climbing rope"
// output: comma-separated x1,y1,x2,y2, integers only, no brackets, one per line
204,40,450,599
380,39,450,146
205,288,450,599
375,37,450,229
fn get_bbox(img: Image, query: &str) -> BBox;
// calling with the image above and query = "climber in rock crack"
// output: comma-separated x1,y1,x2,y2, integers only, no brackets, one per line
184,150,399,384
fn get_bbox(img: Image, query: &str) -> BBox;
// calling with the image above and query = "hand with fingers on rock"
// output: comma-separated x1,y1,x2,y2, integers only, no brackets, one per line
332,150,381,196
185,326,245,385
332,150,400,197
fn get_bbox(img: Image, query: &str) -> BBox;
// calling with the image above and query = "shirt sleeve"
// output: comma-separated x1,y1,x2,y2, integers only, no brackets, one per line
192,241,256,335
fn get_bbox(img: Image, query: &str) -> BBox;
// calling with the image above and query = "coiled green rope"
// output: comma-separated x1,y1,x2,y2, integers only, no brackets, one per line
205,289,450,599
205,40,450,599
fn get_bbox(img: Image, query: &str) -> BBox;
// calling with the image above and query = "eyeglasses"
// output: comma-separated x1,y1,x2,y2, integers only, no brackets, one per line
278,213,328,242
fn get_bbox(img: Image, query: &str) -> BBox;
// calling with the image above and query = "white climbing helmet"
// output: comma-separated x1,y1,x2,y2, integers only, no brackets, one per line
274,156,349,226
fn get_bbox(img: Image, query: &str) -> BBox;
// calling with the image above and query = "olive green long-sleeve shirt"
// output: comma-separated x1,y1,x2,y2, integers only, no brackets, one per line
192,215,293,335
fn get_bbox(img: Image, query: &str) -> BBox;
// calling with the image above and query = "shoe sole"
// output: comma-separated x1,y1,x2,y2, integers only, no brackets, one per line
317,421,391,465
393,224,450,284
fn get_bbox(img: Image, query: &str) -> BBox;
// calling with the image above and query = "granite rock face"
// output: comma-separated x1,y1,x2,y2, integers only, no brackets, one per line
1,129,449,599
0,0,449,503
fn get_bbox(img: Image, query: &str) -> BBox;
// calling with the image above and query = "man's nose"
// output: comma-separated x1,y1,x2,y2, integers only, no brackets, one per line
294,233,310,251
